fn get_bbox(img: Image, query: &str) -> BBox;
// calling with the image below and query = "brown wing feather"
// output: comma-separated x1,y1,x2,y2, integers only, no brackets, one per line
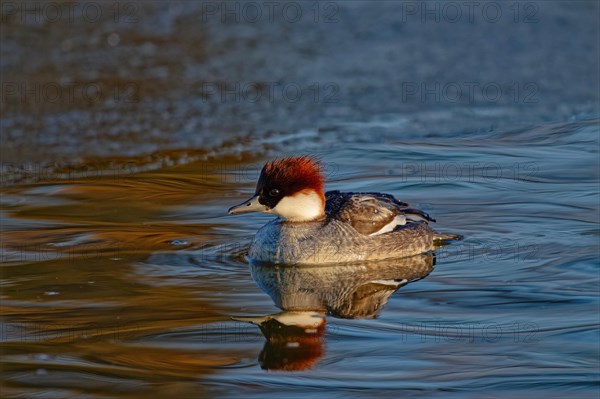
325,190,434,236
336,195,398,235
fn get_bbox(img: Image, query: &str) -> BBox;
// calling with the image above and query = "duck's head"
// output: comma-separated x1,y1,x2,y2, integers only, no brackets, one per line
228,155,325,222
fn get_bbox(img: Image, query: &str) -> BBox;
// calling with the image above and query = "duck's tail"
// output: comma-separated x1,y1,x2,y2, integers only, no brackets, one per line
433,232,463,244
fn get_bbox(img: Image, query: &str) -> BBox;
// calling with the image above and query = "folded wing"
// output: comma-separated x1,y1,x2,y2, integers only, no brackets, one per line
325,190,435,236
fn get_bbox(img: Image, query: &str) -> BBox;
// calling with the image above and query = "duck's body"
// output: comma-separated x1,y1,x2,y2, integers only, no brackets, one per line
229,156,450,264
249,191,434,263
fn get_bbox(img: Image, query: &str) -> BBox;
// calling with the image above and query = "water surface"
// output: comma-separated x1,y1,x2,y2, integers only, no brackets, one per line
1,1,599,398
2,119,598,398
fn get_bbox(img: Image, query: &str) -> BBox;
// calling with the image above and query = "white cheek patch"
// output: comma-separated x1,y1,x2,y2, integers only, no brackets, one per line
272,190,324,221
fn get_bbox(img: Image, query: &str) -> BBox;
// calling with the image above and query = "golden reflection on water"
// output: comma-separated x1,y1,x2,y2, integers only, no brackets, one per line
1,157,262,394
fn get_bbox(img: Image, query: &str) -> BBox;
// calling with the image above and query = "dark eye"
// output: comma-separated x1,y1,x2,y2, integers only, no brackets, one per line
269,189,279,197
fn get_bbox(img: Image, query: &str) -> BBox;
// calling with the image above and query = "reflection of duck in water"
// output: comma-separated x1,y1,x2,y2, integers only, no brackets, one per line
251,253,434,319
234,254,434,370
233,311,326,371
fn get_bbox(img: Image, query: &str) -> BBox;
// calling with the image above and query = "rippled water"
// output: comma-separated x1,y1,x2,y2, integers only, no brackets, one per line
2,1,599,398
2,118,598,398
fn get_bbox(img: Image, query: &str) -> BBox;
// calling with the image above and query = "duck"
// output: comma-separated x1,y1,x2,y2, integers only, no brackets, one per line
228,156,455,264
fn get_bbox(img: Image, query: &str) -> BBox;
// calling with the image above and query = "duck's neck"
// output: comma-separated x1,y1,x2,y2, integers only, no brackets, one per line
271,189,325,222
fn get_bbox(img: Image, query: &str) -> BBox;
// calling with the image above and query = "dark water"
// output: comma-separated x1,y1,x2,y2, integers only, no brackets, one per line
1,1,599,398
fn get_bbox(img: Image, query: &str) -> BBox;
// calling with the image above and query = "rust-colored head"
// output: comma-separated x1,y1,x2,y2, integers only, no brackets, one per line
229,156,326,221
254,156,325,209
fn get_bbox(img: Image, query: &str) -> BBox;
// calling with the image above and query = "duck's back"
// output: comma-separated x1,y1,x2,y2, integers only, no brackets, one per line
325,190,435,235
